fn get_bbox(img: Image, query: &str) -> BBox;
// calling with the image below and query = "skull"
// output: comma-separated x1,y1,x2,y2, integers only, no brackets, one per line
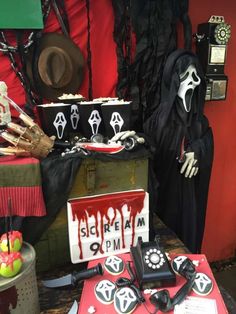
110,112,124,135
70,105,80,130
105,256,124,274
88,110,101,135
95,280,116,303
114,287,137,313
53,112,67,139
177,65,201,112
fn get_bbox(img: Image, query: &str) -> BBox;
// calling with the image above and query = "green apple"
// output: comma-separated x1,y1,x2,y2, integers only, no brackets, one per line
0,251,23,278
0,231,23,252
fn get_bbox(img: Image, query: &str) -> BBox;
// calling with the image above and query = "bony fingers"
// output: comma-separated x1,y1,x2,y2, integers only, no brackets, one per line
185,168,190,178
110,131,127,142
186,166,199,178
180,159,189,174
136,136,145,144
120,130,136,140
185,159,194,177
189,167,196,179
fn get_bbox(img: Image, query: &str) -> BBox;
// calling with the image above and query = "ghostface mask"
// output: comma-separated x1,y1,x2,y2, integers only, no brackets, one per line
177,65,201,112
110,112,124,135
88,109,102,135
53,112,67,139
70,104,80,130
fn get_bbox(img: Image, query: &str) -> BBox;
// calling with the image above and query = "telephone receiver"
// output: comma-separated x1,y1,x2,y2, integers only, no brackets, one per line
150,257,196,312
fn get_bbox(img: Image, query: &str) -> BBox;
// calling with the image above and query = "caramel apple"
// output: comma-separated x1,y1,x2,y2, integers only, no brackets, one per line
0,231,23,252
0,251,23,278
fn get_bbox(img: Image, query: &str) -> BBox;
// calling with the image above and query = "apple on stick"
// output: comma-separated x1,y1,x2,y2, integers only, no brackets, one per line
0,230,23,252
0,251,23,278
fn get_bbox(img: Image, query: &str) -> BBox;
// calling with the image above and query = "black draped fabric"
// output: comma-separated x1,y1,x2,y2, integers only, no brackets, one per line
111,0,192,131
144,50,214,253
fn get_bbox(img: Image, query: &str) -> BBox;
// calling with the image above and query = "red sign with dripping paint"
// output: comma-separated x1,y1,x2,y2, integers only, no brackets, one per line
67,190,149,263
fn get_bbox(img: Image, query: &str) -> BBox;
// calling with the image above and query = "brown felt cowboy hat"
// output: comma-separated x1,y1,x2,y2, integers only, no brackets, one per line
27,32,85,101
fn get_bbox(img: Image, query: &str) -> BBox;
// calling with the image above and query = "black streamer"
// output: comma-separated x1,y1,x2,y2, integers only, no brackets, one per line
85,0,93,100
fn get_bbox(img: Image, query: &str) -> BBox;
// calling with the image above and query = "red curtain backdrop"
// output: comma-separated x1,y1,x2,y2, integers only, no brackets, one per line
0,0,235,262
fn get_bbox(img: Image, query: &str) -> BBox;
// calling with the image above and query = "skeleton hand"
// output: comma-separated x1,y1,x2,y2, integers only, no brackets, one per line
0,113,55,159
109,130,145,144
109,130,145,151
110,130,136,143
180,152,199,178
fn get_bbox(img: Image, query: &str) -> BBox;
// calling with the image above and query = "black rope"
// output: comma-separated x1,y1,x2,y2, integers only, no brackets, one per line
123,0,132,99
52,0,70,36
85,0,93,100
15,30,40,115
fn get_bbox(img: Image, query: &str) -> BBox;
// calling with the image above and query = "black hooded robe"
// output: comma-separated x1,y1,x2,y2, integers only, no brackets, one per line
144,50,214,253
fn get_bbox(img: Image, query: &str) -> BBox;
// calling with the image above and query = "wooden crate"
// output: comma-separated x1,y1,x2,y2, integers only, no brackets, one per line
34,157,148,272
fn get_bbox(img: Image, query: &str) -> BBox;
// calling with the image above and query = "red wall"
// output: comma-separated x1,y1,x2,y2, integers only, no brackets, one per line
0,0,235,262
189,1,236,261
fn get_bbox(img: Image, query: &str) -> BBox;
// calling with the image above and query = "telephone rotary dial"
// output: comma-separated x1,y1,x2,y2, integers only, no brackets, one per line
214,23,231,45
144,248,165,270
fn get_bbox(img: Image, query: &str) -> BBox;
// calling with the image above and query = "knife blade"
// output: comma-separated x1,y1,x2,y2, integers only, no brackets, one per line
42,273,73,288
68,300,79,314
42,262,103,288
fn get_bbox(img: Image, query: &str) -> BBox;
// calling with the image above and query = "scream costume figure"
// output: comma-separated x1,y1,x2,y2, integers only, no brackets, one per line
144,50,214,253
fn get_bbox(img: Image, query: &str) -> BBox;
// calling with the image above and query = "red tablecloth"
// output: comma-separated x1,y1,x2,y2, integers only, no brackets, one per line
79,253,228,314
0,156,46,217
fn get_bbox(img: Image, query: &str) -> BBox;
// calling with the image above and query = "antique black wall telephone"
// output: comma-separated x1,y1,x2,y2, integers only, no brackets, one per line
195,15,231,101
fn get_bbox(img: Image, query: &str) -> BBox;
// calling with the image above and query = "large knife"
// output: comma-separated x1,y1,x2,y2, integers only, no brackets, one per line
42,263,103,288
